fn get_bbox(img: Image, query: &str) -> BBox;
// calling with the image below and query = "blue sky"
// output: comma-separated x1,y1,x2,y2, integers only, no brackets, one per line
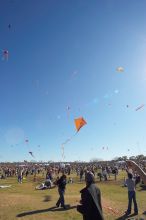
0,0,146,162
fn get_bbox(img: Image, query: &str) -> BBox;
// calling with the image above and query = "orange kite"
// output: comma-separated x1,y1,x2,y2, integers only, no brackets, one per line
74,117,87,132
61,117,87,160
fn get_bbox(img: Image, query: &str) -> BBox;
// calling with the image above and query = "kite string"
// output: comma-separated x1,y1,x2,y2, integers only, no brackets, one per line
61,131,78,160
61,145,65,161
62,131,78,146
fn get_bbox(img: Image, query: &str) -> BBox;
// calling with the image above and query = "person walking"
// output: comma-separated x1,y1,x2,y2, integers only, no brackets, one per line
77,171,104,220
56,174,67,209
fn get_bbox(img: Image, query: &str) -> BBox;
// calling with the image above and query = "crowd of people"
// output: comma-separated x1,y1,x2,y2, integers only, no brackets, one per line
0,160,146,219
0,162,121,182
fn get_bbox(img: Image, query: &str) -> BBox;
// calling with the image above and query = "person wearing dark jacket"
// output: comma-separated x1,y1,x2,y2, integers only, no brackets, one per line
77,171,104,220
56,174,67,209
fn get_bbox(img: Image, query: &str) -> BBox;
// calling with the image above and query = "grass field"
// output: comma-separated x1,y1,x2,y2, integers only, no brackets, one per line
0,171,146,220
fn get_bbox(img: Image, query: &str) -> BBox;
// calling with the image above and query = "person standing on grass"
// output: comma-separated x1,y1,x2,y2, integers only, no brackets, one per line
17,168,23,184
56,174,67,209
125,172,138,215
80,167,84,182
77,171,104,220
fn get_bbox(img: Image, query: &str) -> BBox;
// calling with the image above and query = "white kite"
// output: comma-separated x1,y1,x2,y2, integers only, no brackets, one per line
116,67,124,72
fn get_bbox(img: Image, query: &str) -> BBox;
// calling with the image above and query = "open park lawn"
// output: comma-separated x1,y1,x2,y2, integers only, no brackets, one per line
0,171,146,220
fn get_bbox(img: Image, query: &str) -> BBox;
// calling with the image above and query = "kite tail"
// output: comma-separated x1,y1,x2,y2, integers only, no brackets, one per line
62,131,78,146
61,131,78,160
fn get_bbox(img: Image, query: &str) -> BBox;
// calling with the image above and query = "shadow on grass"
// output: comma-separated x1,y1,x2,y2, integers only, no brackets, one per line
16,205,76,217
115,213,138,220
138,185,146,191
43,195,52,202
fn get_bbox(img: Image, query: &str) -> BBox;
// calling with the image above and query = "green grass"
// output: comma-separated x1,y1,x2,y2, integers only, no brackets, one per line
0,171,146,220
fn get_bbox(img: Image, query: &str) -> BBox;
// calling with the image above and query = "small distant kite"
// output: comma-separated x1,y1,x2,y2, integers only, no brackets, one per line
102,146,108,150
126,105,129,108
8,24,11,29
67,106,71,118
135,104,144,111
1,50,9,60
67,106,70,111
116,67,124,72
29,151,34,158
25,139,29,143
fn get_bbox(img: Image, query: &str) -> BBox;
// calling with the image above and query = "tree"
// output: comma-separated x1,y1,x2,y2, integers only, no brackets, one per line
121,156,128,161
136,155,145,162
129,156,136,160
90,158,103,162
